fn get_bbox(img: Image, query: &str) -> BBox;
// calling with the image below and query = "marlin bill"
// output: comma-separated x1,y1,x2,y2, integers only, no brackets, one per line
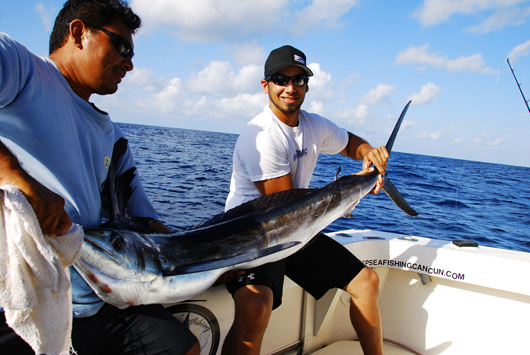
73,101,417,309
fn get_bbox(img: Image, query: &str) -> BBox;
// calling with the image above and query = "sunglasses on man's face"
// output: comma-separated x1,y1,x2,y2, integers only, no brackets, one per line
265,74,309,87
85,22,134,59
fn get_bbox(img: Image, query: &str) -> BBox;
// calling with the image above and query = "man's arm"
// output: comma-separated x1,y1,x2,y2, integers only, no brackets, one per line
339,132,389,194
0,141,72,236
254,173,293,196
339,132,389,173
148,219,172,233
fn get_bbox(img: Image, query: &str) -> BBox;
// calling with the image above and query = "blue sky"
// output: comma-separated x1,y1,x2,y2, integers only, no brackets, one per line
2,0,530,167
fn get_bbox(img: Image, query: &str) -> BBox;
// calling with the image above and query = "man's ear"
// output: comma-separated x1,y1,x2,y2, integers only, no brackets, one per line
305,84,309,93
261,79,269,94
68,19,86,49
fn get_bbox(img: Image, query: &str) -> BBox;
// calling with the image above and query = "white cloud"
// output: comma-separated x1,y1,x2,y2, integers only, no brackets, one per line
508,40,530,61
412,0,529,27
395,44,446,70
131,0,358,41
453,134,504,149
219,93,267,118
183,96,208,116
419,124,454,141
446,53,495,73
308,63,333,88
395,44,496,74
35,3,56,32
306,62,336,101
489,137,505,146
341,73,361,89
402,120,415,130
466,6,530,33
454,136,466,144
408,83,441,105
235,64,262,90
292,0,359,35
186,61,261,96
131,0,287,41
124,67,155,89
152,78,182,112
115,56,265,122
229,43,267,66
186,61,233,95
309,101,325,115
337,104,368,119
336,104,371,130
419,129,444,140
471,132,487,145
359,84,396,105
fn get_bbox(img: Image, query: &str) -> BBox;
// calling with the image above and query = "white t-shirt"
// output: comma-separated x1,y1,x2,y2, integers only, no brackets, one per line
225,105,348,211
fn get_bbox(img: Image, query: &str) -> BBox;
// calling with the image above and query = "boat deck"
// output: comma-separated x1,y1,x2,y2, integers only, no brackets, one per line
311,340,419,354
167,229,530,354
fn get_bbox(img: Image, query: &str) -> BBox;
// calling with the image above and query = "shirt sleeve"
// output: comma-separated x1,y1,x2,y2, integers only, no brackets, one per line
0,33,33,108
236,127,291,183
121,149,159,220
317,115,349,155
113,127,159,220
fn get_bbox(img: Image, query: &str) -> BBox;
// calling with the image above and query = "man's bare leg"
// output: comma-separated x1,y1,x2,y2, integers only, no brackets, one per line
222,285,274,355
186,341,201,355
344,267,383,355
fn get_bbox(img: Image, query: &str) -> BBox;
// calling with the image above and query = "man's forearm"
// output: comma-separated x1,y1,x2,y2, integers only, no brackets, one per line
0,140,72,235
342,132,372,161
0,140,31,189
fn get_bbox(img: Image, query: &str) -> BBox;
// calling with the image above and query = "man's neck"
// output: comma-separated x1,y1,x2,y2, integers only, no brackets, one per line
269,104,300,127
49,52,91,102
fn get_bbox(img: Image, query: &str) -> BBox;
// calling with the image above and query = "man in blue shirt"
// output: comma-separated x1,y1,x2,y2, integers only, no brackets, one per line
0,1,199,354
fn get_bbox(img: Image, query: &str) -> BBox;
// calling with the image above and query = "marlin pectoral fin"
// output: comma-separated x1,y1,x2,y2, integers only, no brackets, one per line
174,241,301,274
382,177,419,217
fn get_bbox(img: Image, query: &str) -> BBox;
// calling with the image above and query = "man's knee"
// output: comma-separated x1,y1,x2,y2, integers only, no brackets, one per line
186,340,201,355
234,285,274,322
345,267,380,299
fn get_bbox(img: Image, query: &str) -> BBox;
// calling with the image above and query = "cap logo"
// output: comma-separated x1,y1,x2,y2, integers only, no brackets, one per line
294,54,306,66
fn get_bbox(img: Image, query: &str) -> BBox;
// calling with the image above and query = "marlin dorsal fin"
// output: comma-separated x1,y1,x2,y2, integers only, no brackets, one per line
386,100,411,154
381,100,419,216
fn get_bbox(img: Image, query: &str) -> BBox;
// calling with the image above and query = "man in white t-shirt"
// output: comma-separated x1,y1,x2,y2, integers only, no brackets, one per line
223,45,387,355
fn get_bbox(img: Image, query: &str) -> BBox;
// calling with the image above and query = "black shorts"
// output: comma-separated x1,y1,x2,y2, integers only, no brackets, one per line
226,233,365,309
0,304,197,355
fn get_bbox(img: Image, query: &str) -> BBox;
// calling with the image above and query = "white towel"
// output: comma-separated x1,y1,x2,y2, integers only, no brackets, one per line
0,185,83,355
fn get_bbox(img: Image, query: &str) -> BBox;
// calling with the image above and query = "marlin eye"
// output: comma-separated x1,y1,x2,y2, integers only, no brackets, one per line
110,233,126,251
146,250,156,260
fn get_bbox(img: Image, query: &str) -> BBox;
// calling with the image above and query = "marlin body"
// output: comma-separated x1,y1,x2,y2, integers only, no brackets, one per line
73,101,417,308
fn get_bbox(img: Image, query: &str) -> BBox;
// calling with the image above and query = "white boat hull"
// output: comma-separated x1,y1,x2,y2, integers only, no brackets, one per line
166,229,530,354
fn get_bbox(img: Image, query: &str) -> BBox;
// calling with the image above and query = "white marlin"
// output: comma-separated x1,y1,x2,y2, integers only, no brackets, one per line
73,101,417,308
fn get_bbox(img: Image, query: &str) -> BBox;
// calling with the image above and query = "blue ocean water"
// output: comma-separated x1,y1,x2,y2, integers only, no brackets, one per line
119,123,530,253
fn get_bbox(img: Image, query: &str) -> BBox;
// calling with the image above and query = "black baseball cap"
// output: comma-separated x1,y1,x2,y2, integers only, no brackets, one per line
264,45,314,77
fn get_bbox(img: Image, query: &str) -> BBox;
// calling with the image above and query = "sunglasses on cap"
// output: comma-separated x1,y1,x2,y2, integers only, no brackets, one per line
84,22,134,59
265,74,309,87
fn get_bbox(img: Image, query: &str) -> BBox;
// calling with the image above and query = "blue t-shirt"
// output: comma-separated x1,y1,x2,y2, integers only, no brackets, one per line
0,33,159,317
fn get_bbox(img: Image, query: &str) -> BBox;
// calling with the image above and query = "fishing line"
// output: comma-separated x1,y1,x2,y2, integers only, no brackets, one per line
432,65,500,239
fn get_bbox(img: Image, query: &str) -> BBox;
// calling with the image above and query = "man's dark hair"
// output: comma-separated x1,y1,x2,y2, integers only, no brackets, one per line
49,0,141,55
